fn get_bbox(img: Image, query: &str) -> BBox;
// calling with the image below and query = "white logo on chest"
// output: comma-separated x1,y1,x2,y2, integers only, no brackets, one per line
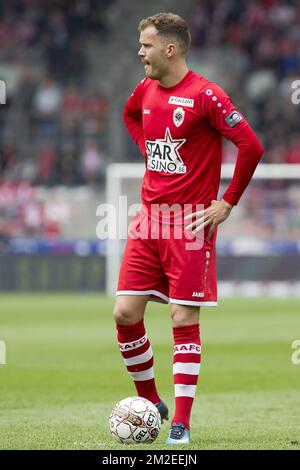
168,96,194,107
146,127,186,174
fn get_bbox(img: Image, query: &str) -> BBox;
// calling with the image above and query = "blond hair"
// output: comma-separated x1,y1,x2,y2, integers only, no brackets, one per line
138,12,191,55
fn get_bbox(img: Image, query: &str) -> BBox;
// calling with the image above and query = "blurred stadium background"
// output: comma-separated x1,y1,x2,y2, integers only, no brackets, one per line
1,0,300,452
0,0,300,296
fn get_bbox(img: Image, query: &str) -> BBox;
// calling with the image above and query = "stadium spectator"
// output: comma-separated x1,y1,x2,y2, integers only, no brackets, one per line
59,143,79,185
36,142,57,185
0,141,16,173
80,139,105,185
33,76,62,140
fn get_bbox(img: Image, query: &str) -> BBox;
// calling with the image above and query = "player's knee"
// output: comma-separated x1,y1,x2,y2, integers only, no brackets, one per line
113,304,130,325
171,304,200,327
113,302,136,325
171,307,188,327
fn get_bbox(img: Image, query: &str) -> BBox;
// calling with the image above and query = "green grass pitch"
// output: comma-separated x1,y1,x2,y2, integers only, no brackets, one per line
0,294,299,450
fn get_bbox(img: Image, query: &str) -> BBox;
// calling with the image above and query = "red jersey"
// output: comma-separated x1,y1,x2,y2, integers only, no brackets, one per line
124,70,263,212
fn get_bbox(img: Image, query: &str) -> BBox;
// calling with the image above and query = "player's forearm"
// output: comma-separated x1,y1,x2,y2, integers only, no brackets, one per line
123,108,146,156
222,126,264,206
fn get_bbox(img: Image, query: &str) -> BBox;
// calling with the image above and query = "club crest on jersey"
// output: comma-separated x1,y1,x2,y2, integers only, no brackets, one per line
173,107,185,127
146,127,186,174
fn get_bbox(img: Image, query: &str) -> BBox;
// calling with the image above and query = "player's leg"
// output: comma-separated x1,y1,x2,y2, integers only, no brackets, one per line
162,229,217,443
114,213,169,419
165,304,200,444
113,295,167,416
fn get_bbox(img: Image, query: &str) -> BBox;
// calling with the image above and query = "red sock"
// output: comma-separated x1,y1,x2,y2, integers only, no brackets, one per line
116,320,160,405
172,324,201,430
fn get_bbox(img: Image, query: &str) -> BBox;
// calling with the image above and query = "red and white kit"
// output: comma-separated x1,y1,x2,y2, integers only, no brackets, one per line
117,70,263,306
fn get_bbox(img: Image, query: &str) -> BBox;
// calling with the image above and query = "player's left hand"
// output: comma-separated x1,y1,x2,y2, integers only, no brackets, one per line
185,199,233,239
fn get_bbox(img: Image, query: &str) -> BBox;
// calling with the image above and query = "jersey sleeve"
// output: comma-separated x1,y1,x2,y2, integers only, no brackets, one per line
198,82,248,139
123,79,146,157
198,83,264,205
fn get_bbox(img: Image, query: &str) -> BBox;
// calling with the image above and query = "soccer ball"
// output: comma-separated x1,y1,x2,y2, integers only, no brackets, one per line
109,396,161,444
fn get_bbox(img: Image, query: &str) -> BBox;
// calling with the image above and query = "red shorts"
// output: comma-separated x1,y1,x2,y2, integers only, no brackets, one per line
117,212,217,307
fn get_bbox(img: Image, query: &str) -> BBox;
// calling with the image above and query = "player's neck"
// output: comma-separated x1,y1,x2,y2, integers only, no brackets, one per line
158,63,189,88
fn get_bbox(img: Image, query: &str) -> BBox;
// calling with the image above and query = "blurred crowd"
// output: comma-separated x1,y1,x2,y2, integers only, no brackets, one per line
190,0,300,163
218,180,300,241
0,179,60,239
0,0,110,186
0,0,111,239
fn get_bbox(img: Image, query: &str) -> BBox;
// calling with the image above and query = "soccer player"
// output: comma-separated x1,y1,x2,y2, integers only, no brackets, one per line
113,13,263,444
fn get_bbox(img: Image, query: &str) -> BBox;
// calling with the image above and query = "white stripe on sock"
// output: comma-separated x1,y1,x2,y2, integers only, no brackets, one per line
173,362,200,375
174,384,197,398
130,367,154,381
124,346,153,366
